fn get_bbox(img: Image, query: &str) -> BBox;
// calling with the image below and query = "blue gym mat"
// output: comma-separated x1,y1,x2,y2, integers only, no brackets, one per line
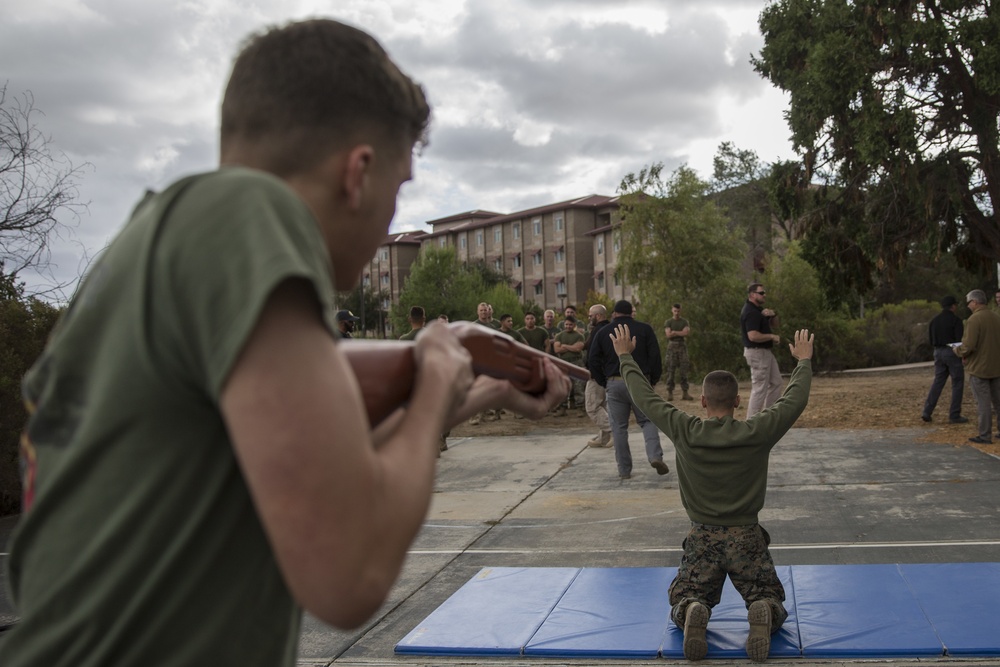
396,563,1000,659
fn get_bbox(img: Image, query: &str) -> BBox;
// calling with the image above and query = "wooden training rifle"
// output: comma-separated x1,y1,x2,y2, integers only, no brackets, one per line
343,322,591,426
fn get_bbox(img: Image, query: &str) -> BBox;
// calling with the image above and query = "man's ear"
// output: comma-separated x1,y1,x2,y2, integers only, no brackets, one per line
343,145,375,210
733,394,741,409
700,395,707,409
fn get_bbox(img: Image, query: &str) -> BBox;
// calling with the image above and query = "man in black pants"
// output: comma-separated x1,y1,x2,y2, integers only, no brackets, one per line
921,295,968,424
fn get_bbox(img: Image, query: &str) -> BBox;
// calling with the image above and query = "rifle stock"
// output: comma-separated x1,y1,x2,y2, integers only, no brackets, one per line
344,322,590,426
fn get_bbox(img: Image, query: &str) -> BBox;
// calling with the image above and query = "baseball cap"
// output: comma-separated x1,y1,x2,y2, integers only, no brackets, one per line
336,309,360,322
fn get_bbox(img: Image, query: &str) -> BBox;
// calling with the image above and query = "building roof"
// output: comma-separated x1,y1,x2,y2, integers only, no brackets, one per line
381,231,427,246
423,194,619,238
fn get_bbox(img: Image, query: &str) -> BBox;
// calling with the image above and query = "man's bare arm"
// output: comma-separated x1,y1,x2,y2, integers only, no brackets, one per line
221,280,472,629
747,330,780,344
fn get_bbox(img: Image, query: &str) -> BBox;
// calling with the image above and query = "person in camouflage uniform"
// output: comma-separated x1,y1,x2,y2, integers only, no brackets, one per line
553,316,586,414
517,313,549,352
610,324,815,663
498,314,527,344
663,303,692,401
398,306,425,341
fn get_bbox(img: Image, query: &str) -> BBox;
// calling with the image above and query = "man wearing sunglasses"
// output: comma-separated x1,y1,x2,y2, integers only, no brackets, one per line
740,283,782,418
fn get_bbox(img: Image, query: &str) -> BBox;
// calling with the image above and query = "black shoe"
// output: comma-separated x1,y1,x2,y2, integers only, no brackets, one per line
949,416,969,424
619,472,631,480
969,436,992,444
650,459,670,475
920,414,931,422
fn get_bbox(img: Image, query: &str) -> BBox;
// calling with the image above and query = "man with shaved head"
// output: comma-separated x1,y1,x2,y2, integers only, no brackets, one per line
610,324,816,663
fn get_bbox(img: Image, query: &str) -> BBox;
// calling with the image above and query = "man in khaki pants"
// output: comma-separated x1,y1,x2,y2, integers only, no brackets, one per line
957,289,1000,445
583,304,613,447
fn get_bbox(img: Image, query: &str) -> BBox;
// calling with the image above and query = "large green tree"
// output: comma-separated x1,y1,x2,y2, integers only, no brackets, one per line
753,0,1000,295
391,246,520,334
1,268,61,513
617,164,749,375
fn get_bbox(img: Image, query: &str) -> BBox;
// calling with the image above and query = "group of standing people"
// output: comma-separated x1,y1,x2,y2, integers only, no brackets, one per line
922,289,1000,445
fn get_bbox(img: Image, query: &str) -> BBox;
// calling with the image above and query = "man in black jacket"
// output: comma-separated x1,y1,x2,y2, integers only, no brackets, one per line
921,295,968,424
589,300,668,479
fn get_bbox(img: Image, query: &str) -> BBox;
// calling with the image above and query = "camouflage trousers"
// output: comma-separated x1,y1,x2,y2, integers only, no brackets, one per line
668,523,787,633
664,343,690,393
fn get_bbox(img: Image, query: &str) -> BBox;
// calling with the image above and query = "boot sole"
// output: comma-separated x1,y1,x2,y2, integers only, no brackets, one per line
746,600,772,662
683,602,709,661
650,460,670,475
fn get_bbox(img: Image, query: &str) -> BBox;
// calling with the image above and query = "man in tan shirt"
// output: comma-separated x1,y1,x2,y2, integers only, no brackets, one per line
957,289,1000,444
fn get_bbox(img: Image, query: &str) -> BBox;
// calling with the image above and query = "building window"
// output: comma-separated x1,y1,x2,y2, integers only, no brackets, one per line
513,223,520,239
439,237,446,247
614,272,621,287
533,251,542,266
555,278,566,296
555,214,563,232
597,237,604,255
598,274,605,290
494,226,502,243
460,236,467,249
494,258,503,272
363,274,370,287
476,231,483,246
515,284,523,297
613,237,621,252
381,274,390,287
513,254,522,268
533,217,541,236
534,282,543,297
380,249,389,261
554,248,564,264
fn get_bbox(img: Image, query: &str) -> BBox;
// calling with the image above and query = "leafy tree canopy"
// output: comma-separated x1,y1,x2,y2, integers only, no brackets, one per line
753,0,999,292
391,246,520,334
617,163,749,376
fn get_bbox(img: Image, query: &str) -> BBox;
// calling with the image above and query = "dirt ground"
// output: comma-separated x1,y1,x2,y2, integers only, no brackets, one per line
449,364,1000,459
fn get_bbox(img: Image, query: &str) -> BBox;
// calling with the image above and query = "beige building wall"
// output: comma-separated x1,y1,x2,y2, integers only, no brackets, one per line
373,196,641,313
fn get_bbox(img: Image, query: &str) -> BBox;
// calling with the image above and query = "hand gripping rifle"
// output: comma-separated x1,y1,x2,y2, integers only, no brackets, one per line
344,322,591,426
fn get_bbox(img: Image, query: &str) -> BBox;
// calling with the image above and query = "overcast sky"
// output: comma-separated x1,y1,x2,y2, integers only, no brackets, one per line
3,0,798,298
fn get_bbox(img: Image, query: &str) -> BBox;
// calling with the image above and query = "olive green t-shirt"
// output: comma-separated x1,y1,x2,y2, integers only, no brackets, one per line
664,317,689,345
554,330,586,365
3,168,337,667
517,326,550,352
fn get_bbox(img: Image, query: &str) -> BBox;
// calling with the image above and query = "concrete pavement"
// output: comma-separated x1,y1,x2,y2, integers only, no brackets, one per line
299,425,1000,666
3,423,999,665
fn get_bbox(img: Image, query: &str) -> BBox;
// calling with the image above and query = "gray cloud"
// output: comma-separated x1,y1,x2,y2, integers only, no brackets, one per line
3,0,795,296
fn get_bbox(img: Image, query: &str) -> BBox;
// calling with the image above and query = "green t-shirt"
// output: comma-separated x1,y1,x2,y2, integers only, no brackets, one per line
620,354,811,526
517,326,549,352
3,168,336,667
399,327,422,341
664,317,689,345
499,327,527,344
554,330,586,365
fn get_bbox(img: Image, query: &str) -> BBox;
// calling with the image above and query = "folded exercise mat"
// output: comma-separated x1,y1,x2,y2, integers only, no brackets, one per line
793,564,944,658
396,564,1000,659
523,567,673,658
900,562,1000,657
660,566,801,659
395,567,580,655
